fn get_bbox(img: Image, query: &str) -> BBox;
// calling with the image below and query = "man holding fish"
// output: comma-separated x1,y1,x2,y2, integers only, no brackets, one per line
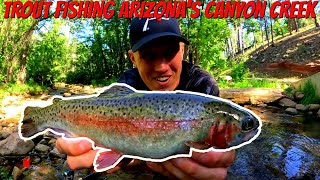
56,17,236,179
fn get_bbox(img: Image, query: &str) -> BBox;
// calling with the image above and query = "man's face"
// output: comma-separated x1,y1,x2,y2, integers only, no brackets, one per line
129,38,184,91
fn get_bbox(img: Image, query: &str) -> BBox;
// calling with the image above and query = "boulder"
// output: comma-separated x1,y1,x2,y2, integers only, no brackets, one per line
50,148,66,158
35,144,51,153
285,108,298,115
0,132,35,155
295,92,304,100
63,92,72,97
309,104,320,111
295,104,308,112
220,88,284,105
48,138,56,145
278,98,297,108
39,139,47,145
22,164,59,180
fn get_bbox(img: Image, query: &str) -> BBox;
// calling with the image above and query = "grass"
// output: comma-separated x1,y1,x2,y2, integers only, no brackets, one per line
218,78,289,89
0,82,46,101
298,80,320,105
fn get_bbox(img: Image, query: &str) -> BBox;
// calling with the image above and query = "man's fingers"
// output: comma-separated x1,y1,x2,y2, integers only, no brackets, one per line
162,160,193,180
56,138,92,156
67,149,98,170
146,162,173,178
191,150,235,168
171,158,228,180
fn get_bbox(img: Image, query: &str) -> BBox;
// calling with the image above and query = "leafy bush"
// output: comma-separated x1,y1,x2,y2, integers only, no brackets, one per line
299,80,320,104
230,61,250,82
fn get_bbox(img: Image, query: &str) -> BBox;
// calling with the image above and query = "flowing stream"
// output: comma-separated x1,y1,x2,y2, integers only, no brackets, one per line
228,106,320,179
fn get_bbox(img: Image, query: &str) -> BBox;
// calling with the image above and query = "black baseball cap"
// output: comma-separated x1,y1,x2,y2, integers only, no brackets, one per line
130,17,190,52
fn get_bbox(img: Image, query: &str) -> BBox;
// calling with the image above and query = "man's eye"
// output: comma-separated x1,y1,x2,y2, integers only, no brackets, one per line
164,49,176,59
141,53,155,60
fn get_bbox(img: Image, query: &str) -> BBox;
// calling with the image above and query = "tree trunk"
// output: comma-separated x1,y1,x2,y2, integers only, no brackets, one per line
260,19,264,46
6,62,14,83
240,24,245,54
315,17,319,27
253,34,257,49
236,24,242,54
270,18,274,46
294,18,298,32
17,46,28,84
264,17,269,47
17,25,34,84
288,18,292,35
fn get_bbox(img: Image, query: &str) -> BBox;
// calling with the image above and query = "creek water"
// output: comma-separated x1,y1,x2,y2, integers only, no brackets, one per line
228,106,320,179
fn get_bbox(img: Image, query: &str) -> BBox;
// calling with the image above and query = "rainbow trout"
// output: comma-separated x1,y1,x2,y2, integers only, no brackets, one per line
19,83,261,172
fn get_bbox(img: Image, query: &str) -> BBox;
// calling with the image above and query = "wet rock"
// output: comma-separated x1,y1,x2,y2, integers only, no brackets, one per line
295,92,304,100
295,104,308,112
279,98,297,108
50,148,66,158
7,122,15,127
12,166,22,180
317,109,320,117
0,132,35,155
23,93,32,98
84,86,91,91
258,104,268,107
309,104,320,111
35,144,51,153
282,91,295,100
22,164,59,180
40,94,51,101
48,139,56,145
307,111,313,115
220,88,283,105
39,139,47,145
0,129,12,140
63,92,72,97
285,108,298,115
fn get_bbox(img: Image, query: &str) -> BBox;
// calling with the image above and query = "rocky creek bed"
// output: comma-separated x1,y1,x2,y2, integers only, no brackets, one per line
1,84,320,179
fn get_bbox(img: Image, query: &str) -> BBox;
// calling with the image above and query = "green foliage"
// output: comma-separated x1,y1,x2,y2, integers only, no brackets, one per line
299,80,320,105
0,81,46,102
218,78,288,89
27,19,74,85
180,9,230,73
91,77,118,87
0,166,12,180
229,61,250,82
273,19,288,36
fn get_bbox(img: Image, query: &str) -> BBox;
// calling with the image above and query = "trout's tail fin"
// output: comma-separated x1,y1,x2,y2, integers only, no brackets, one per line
20,106,42,138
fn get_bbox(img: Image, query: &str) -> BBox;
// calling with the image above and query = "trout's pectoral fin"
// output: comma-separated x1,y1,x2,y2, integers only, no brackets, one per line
94,149,123,172
185,141,211,150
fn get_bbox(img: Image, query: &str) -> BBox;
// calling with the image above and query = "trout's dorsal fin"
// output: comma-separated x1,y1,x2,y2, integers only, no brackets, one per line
99,84,135,97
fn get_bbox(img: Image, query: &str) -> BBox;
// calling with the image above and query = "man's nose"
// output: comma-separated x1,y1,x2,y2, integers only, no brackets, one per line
153,58,170,73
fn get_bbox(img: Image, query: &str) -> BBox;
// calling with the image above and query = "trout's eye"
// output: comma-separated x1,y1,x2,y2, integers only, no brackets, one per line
241,116,255,132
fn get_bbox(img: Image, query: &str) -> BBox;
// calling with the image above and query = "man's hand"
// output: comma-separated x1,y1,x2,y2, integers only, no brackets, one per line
56,138,97,170
56,138,235,179
146,150,235,180
56,138,122,173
